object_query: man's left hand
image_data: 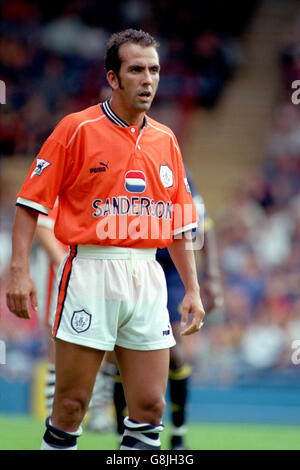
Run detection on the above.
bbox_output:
[180,290,205,336]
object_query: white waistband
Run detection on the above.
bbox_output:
[74,245,157,260]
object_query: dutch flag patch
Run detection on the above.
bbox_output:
[125,170,146,193]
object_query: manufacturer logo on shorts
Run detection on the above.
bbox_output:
[162,326,171,336]
[71,309,92,333]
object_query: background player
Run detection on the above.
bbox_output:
[33,204,118,427]
[158,173,222,450]
[113,169,223,450]
[33,203,67,415]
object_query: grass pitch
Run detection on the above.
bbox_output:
[0,414,300,450]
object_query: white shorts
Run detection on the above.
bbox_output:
[52,245,176,351]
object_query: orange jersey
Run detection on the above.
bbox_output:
[17,100,198,248]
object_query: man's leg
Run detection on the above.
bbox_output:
[44,328,56,416]
[86,351,118,432]
[114,346,169,450]
[41,338,106,450]
[113,370,127,438]
[169,322,191,450]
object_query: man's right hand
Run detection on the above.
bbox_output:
[6,268,38,319]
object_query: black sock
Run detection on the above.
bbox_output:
[113,374,127,436]
[169,364,191,428]
[120,418,164,450]
[41,417,82,450]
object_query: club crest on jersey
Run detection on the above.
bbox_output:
[30,158,51,179]
[71,309,92,333]
[125,170,146,193]
[160,165,173,188]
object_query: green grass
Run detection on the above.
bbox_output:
[0,415,300,450]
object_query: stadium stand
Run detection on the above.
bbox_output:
[0,0,300,419]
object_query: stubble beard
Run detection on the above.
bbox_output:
[117,75,156,113]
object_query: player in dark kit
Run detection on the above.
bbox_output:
[114,169,223,449]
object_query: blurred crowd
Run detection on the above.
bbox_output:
[0,0,253,158]
[0,0,256,381]
[1,1,300,386]
[190,21,300,384]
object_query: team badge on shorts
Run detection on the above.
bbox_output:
[159,165,173,188]
[71,309,92,333]
[30,158,51,179]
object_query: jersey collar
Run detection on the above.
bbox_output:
[100,100,147,129]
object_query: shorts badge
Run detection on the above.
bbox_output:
[71,309,92,333]
[160,165,173,188]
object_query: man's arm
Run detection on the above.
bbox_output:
[202,225,223,312]
[35,225,66,267]
[6,206,39,319]
[167,236,205,336]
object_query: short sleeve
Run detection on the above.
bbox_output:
[37,203,58,229]
[16,116,76,214]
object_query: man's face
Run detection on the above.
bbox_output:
[114,43,160,113]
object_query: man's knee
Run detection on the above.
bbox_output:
[138,394,166,424]
[60,396,84,416]
[53,391,90,429]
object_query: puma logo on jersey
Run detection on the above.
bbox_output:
[90,161,109,173]
[30,158,51,179]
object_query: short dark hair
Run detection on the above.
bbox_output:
[105,29,159,75]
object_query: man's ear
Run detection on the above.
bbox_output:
[106,70,119,91]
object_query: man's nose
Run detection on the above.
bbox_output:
[142,69,152,84]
